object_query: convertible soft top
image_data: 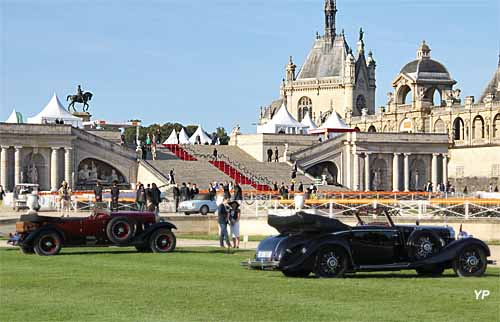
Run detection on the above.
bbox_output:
[268,212,351,234]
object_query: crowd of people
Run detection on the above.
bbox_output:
[136,130,162,161]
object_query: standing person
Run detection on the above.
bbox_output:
[290,182,295,192]
[151,142,157,160]
[179,183,189,201]
[223,182,231,200]
[169,169,175,184]
[94,182,103,204]
[463,185,468,195]
[267,148,273,162]
[291,169,297,180]
[146,133,152,149]
[233,182,243,202]
[151,183,161,215]
[298,181,304,193]
[230,205,241,249]
[217,198,231,249]
[145,184,153,211]
[191,183,200,196]
[172,183,180,212]
[136,184,146,211]
[213,148,218,161]
[141,144,147,160]
[274,147,279,162]
[111,181,120,211]
[58,181,72,215]
[0,185,5,207]
[273,182,278,191]
[120,133,125,146]
[155,128,162,144]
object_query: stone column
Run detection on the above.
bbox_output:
[432,153,439,192]
[51,147,60,192]
[1,146,8,191]
[14,146,22,186]
[442,154,448,187]
[364,153,371,192]
[352,152,360,191]
[64,147,73,189]
[404,153,410,192]
[344,142,351,189]
[392,153,400,192]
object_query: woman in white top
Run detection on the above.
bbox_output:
[230,207,241,248]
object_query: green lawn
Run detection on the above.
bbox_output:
[0,247,499,322]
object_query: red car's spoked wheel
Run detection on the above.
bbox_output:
[106,217,136,244]
[150,229,176,253]
[33,232,62,256]
[113,223,130,240]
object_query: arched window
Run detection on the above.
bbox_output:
[453,117,465,140]
[396,85,413,105]
[434,119,445,133]
[356,95,366,115]
[367,125,377,132]
[493,114,500,138]
[472,115,485,139]
[297,97,312,122]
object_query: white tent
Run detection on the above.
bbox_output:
[257,103,308,134]
[301,112,318,131]
[5,109,24,123]
[28,93,82,128]
[189,125,212,145]
[178,128,190,144]
[309,111,355,138]
[163,129,179,144]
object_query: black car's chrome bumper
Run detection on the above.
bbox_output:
[241,259,280,270]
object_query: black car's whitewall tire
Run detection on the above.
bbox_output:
[106,216,136,244]
[33,231,62,256]
[453,246,487,277]
[149,229,176,253]
[314,246,348,278]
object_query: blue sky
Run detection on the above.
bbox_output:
[1,0,499,133]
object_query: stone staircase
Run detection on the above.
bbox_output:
[184,145,314,186]
[147,159,233,188]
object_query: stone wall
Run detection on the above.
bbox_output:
[230,133,317,162]
[448,145,500,192]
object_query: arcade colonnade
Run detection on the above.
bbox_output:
[351,151,448,192]
[1,145,73,192]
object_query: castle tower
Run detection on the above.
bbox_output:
[324,0,337,43]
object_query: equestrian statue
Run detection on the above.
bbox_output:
[67,85,93,113]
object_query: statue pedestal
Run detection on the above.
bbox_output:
[72,112,92,122]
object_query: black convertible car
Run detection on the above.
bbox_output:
[245,212,495,278]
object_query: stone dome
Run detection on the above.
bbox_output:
[399,41,454,83]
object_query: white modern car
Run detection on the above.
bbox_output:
[178,194,217,215]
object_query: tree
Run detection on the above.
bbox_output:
[215,127,230,145]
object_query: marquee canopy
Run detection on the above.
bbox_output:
[301,112,318,131]
[164,129,179,144]
[178,128,190,144]
[5,109,24,123]
[257,103,308,134]
[309,111,354,134]
[28,93,82,128]
[189,125,212,144]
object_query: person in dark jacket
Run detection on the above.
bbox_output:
[217,198,231,248]
[274,147,279,162]
[273,182,278,191]
[233,183,243,202]
[151,183,161,214]
[94,182,103,203]
[172,184,180,212]
[179,183,189,201]
[213,148,218,161]
[136,184,146,211]
[110,181,120,211]
[298,182,304,193]
[191,183,200,196]
[267,148,273,162]
[141,144,147,160]
[145,184,154,211]
[223,182,231,200]
[169,169,175,184]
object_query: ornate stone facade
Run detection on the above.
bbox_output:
[347,42,500,150]
[259,0,376,125]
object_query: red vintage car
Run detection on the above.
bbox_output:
[10,209,177,256]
